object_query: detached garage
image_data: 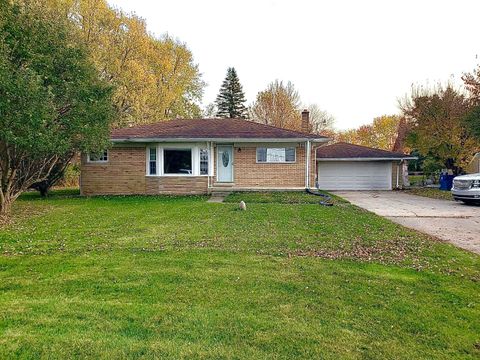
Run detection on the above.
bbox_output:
[316,142,415,191]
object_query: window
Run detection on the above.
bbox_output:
[148,147,157,175]
[257,147,295,163]
[164,149,192,174]
[199,149,209,175]
[88,150,108,163]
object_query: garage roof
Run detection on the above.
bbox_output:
[316,142,414,160]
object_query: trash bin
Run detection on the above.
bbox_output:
[439,174,454,191]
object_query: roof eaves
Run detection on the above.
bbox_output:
[316,156,417,161]
[111,137,329,143]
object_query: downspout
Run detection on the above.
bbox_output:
[305,140,311,189]
[207,141,210,190]
[396,161,400,189]
[209,141,215,188]
[313,143,318,188]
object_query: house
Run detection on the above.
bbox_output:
[80,111,327,195]
[80,111,414,195]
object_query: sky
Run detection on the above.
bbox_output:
[108,0,479,130]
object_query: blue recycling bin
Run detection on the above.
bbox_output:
[439,174,454,191]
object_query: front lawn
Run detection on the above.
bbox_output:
[0,190,479,359]
[225,190,346,204]
[406,187,454,201]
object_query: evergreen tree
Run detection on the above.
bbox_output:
[215,67,248,118]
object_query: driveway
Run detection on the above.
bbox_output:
[335,191,480,254]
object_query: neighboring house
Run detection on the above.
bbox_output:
[316,142,415,190]
[80,112,414,195]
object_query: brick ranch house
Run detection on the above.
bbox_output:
[80,111,414,195]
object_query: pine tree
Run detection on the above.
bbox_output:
[215,67,248,118]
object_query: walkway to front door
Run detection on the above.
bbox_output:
[217,145,233,182]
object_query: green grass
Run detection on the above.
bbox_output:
[0,189,479,359]
[406,187,454,201]
[225,190,346,204]
[409,174,425,186]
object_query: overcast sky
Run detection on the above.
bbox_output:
[108,0,479,129]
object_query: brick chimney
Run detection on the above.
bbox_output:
[301,109,310,133]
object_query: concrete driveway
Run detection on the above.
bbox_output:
[335,191,480,254]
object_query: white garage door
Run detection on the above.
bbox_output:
[317,161,392,190]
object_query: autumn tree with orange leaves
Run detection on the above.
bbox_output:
[335,115,401,151]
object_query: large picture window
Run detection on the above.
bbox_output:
[163,149,192,174]
[257,147,295,163]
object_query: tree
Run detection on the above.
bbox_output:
[336,115,401,150]
[464,105,480,141]
[392,116,410,153]
[30,0,205,195]
[462,65,480,141]
[203,103,218,118]
[250,80,335,133]
[401,84,478,173]
[215,67,248,118]
[0,0,113,215]
[47,0,204,127]
[306,104,335,134]
[250,80,301,130]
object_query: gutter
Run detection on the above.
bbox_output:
[316,157,417,161]
[111,137,330,144]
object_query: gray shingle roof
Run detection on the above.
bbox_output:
[316,142,410,159]
[111,118,327,140]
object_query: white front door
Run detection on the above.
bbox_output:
[217,145,233,182]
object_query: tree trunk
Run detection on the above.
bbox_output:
[37,182,49,198]
[0,196,12,217]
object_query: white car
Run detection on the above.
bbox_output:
[451,173,480,205]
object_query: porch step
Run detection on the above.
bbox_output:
[207,189,232,203]
[210,191,232,197]
[213,182,235,187]
[207,195,227,203]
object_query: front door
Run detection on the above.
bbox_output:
[217,145,233,182]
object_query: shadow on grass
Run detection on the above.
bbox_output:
[18,187,81,201]
[18,188,210,204]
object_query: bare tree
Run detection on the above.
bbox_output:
[306,104,335,134]
[202,103,218,118]
[250,80,302,130]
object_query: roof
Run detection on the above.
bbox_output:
[111,118,328,142]
[316,142,414,160]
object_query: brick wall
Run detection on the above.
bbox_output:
[81,142,318,195]
[81,146,209,196]
[146,176,207,195]
[231,145,307,188]
[80,146,146,195]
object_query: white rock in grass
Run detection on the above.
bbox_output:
[239,201,246,211]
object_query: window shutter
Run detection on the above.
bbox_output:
[285,148,295,162]
[257,148,267,162]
